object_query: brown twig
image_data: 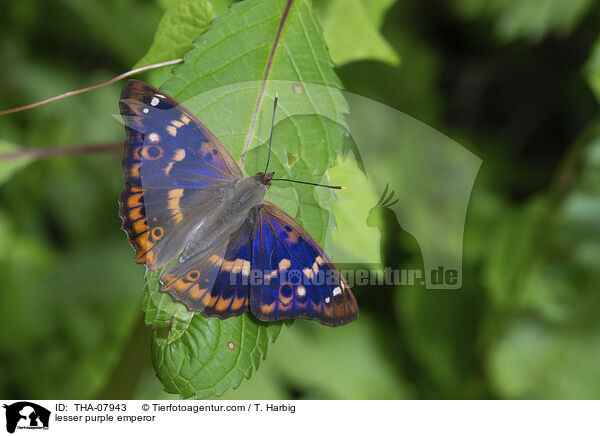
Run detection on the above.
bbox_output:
[239,0,294,166]
[0,58,183,116]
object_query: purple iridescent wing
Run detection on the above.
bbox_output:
[119,79,242,189]
[249,201,358,326]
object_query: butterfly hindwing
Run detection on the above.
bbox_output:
[159,207,260,317]
[249,201,358,326]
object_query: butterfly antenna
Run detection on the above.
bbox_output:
[266,94,344,190]
[264,92,279,174]
[271,178,346,190]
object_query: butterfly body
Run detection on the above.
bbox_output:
[177,174,270,265]
[119,80,358,326]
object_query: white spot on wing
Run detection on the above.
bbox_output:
[333,286,342,297]
[142,108,149,114]
[297,285,306,297]
[150,97,160,106]
[148,133,160,143]
[325,296,331,304]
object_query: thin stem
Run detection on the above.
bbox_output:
[239,0,294,166]
[0,58,183,116]
[264,92,279,173]
[0,143,122,161]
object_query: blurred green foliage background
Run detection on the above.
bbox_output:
[1,0,600,399]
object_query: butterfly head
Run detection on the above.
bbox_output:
[255,171,275,189]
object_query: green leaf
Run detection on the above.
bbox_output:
[143,267,282,400]
[316,0,399,66]
[144,0,350,399]
[152,311,282,399]
[142,268,194,329]
[135,0,224,68]
[0,141,32,187]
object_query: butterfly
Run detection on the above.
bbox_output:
[118,80,358,326]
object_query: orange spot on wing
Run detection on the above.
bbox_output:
[230,297,246,311]
[199,290,212,307]
[216,297,232,311]
[129,162,141,179]
[279,287,293,306]
[208,255,223,265]
[310,300,321,313]
[167,188,184,223]
[133,218,148,236]
[129,206,144,222]
[164,275,192,294]
[322,300,334,319]
[261,302,276,314]
[173,149,186,161]
[166,125,177,137]
[144,250,156,268]
[286,230,299,243]
[127,192,143,208]
[131,146,142,161]
[189,285,208,300]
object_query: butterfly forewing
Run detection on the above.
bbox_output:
[119,79,242,188]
